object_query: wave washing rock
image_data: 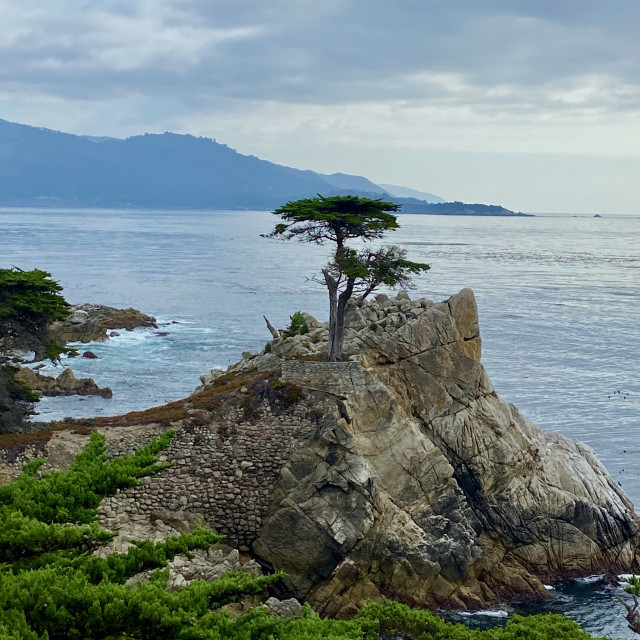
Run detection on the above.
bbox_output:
[3,289,638,616]
[47,304,157,344]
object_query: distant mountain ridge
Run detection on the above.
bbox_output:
[377,183,444,203]
[0,118,525,215]
[314,174,443,204]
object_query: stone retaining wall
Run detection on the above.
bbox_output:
[97,396,337,549]
[0,389,346,551]
[282,360,366,396]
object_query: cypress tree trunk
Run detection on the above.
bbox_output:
[323,269,339,362]
[327,289,339,361]
[329,279,355,362]
[330,300,346,362]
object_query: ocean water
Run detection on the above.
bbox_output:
[1,207,639,637]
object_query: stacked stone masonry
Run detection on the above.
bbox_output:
[97,397,337,549]
[282,360,366,396]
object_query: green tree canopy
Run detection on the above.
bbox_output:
[0,267,69,356]
[0,268,68,323]
[267,195,429,361]
[272,195,401,248]
[0,268,70,432]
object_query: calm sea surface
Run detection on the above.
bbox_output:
[1,208,638,637]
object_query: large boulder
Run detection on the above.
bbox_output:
[15,366,112,398]
[3,289,637,615]
[251,289,640,614]
[47,304,157,344]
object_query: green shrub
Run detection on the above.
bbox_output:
[284,311,309,337]
[492,613,599,640]
[269,380,302,408]
[0,430,282,640]
[0,268,70,431]
[283,383,302,406]
[41,340,71,364]
[0,430,608,640]
[354,601,605,640]
[213,372,236,387]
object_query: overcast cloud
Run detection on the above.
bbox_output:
[2,0,640,212]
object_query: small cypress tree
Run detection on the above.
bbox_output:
[0,267,69,349]
[0,268,70,432]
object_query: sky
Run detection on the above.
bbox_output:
[2,0,640,213]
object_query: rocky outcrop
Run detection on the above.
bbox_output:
[14,366,112,398]
[47,304,157,344]
[250,289,640,613]
[2,288,638,616]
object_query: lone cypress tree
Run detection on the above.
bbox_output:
[267,195,430,361]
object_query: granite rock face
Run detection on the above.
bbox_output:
[15,366,113,398]
[3,288,638,616]
[250,288,640,614]
[47,304,157,344]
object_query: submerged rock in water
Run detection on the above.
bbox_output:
[15,366,112,398]
[47,304,157,344]
[4,288,638,615]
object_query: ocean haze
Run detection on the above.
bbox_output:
[378,183,445,203]
[0,118,452,210]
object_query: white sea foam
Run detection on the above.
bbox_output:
[457,610,509,618]
[574,575,604,584]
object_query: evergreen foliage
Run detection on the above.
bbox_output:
[0,268,68,324]
[355,601,601,640]
[283,311,309,337]
[266,195,430,361]
[270,195,401,244]
[0,430,283,640]
[0,268,70,431]
[0,430,605,640]
[41,340,72,364]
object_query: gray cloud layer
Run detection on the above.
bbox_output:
[0,0,640,96]
[3,1,639,100]
[2,0,640,211]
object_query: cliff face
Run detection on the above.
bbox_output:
[2,289,637,615]
[251,289,639,614]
